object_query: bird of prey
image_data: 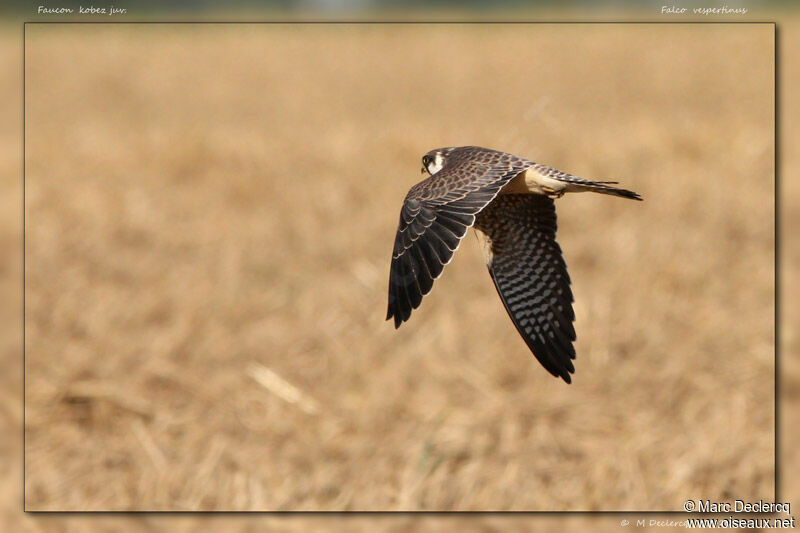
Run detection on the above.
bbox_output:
[386,146,642,383]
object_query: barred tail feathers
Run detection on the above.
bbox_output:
[576,181,643,201]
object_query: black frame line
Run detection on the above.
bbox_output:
[21,20,780,515]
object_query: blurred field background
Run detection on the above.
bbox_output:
[0,7,800,531]
[18,19,774,510]
[20,22,777,513]
[0,9,797,533]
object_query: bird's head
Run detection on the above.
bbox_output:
[421,147,457,175]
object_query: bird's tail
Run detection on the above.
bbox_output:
[531,164,643,201]
[572,180,643,201]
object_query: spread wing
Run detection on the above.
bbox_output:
[474,194,576,383]
[386,147,531,328]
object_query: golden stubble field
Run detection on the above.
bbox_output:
[23,23,774,511]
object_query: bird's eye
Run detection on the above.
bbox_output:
[422,156,429,166]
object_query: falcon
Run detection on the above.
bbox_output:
[386,146,642,383]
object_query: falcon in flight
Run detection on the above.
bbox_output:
[386,146,642,383]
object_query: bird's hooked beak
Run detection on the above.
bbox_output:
[421,166,427,174]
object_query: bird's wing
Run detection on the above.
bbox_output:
[386,147,531,328]
[474,194,576,383]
